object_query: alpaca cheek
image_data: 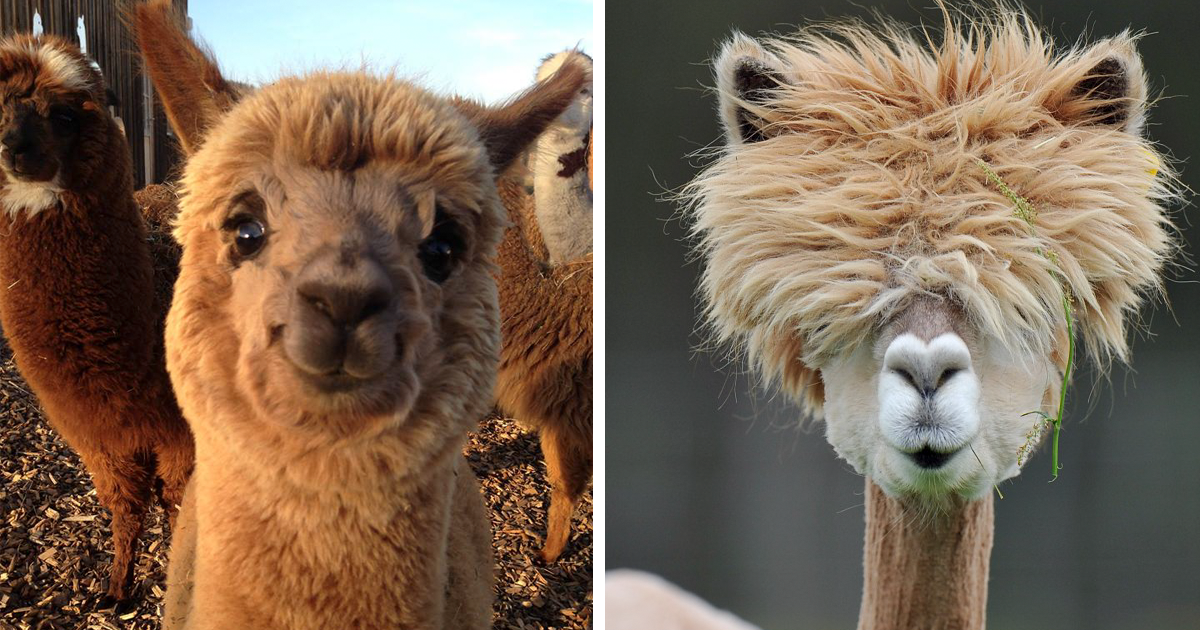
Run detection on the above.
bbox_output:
[819,348,881,475]
[974,354,1055,478]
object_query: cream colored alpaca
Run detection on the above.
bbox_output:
[131,2,588,628]
[647,6,1175,630]
[530,50,593,263]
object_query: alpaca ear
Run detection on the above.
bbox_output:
[715,33,789,145]
[129,0,240,154]
[454,52,590,173]
[1057,42,1148,135]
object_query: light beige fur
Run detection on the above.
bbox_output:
[689,9,1176,418]
[683,4,1180,630]
[131,1,589,628]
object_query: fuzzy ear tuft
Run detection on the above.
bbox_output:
[128,0,240,154]
[715,33,788,145]
[1060,42,1148,135]
[454,52,590,173]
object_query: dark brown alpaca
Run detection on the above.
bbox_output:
[494,177,592,563]
[0,35,193,606]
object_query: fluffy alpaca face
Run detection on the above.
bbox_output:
[169,73,504,444]
[689,12,1176,503]
[821,298,1053,500]
[0,35,114,216]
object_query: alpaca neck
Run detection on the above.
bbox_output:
[858,478,994,630]
[532,122,591,264]
[185,431,463,628]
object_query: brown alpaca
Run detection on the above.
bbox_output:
[131,2,588,627]
[0,35,193,606]
[483,53,593,564]
[494,175,592,563]
[673,5,1176,629]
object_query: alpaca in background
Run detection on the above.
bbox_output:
[494,172,592,563]
[489,50,594,565]
[0,34,193,606]
[529,50,593,263]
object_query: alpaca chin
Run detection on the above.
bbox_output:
[0,175,62,218]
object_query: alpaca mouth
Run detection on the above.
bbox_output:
[908,446,959,470]
[295,367,373,394]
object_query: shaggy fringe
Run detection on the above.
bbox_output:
[683,2,1181,419]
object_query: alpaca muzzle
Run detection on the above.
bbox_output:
[0,110,57,182]
[281,248,399,389]
[877,332,981,469]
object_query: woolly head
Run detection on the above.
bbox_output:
[687,7,1176,503]
[134,0,589,471]
[0,35,123,216]
[170,73,509,449]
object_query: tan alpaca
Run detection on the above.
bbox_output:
[131,2,588,628]
[668,5,1176,630]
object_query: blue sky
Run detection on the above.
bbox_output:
[188,1,593,103]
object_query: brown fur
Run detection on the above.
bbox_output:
[494,178,593,562]
[0,35,193,605]
[858,479,993,630]
[126,1,240,154]
[132,1,588,627]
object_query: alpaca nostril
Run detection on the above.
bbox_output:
[358,291,392,323]
[936,367,961,389]
[893,367,920,391]
[303,293,332,318]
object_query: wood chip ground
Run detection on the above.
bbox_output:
[0,341,592,630]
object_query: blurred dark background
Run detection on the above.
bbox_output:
[606,1,1200,629]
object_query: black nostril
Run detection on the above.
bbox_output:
[910,446,954,470]
[894,368,919,391]
[358,291,391,322]
[303,292,332,318]
[2,133,33,157]
[937,367,961,389]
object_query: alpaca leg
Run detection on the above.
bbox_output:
[154,427,195,528]
[539,427,590,563]
[81,449,154,605]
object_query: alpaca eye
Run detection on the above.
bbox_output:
[49,108,77,134]
[233,218,267,258]
[418,213,464,284]
[418,237,455,283]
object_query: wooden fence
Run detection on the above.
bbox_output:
[0,0,188,186]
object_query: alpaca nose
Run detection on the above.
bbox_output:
[877,332,981,462]
[0,131,34,170]
[283,250,398,381]
[296,280,392,329]
[883,333,971,399]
